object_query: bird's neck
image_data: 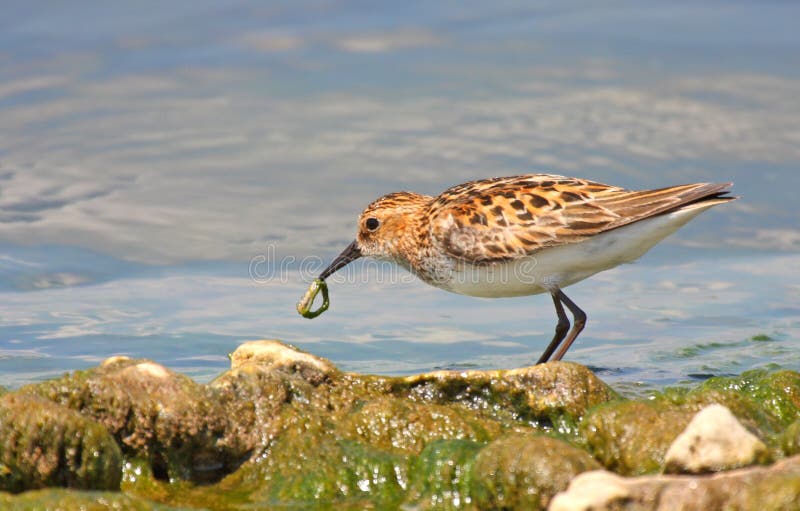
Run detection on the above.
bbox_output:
[383,195,434,268]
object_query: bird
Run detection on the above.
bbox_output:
[314,174,736,363]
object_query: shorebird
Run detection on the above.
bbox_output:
[307,174,735,363]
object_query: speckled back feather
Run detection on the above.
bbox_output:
[426,174,734,263]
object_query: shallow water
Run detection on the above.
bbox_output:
[1,1,799,395]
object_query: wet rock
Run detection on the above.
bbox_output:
[229,339,338,384]
[581,370,800,476]
[241,408,411,509]
[394,361,617,428]
[0,393,122,493]
[581,400,695,475]
[549,470,630,511]
[7,340,798,510]
[403,439,483,510]
[779,419,800,457]
[19,358,252,483]
[664,369,800,437]
[664,404,769,474]
[0,488,179,510]
[470,433,601,511]
[209,364,291,453]
[231,383,494,508]
[550,454,800,511]
[340,396,501,454]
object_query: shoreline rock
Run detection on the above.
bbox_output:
[550,454,800,511]
[664,403,769,474]
[0,339,798,510]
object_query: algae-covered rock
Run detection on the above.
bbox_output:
[395,361,617,429]
[664,404,769,474]
[780,419,800,457]
[0,488,182,510]
[0,394,122,493]
[695,370,800,427]
[662,370,800,437]
[470,433,601,511]
[404,439,483,510]
[581,370,800,476]
[340,397,501,454]
[246,418,410,510]
[7,339,798,511]
[550,454,800,511]
[210,363,290,452]
[19,358,252,483]
[581,400,694,475]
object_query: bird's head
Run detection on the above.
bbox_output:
[318,191,430,280]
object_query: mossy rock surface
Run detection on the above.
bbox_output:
[0,393,122,493]
[404,439,484,510]
[339,396,502,454]
[581,370,800,475]
[581,400,695,475]
[471,433,601,510]
[4,340,800,510]
[393,361,617,429]
[657,370,800,438]
[553,455,800,511]
[0,488,186,510]
[19,358,255,483]
[779,419,800,457]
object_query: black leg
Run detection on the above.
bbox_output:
[551,289,587,361]
[536,292,570,364]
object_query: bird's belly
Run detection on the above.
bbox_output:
[445,258,550,298]
[443,205,711,298]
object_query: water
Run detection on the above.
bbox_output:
[1,1,799,395]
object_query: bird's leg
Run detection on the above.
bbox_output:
[536,292,570,364]
[551,289,587,361]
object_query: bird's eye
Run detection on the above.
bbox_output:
[365,217,380,231]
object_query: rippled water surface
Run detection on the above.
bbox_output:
[1,1,799,394]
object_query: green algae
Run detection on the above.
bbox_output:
[751,334,777,342]
[4,340,800,509]
[114,352,613,509]
[580,400,694,475]
[340,397,501,454]
[779,419,800,457]
[471,433,601,511]
[696,370,800,428]
[390,361,618,431]
[0,393,122,493]
[19,358,254,484]
[404,439,483,510]
[257,439,409,509]
[581,369,800,475]
[0,488,187,510]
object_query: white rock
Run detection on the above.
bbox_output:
[100,355,131,366]
[549,455,800,511]
[229,340,337,383]
[548,470,631,511]
[663,403,767,474]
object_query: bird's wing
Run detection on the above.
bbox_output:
[428,174,732,263]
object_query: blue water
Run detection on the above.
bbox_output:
[1,1,799,394]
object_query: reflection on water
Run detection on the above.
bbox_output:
[1,1,799,392]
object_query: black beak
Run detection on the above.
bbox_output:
[319,240,362,280]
